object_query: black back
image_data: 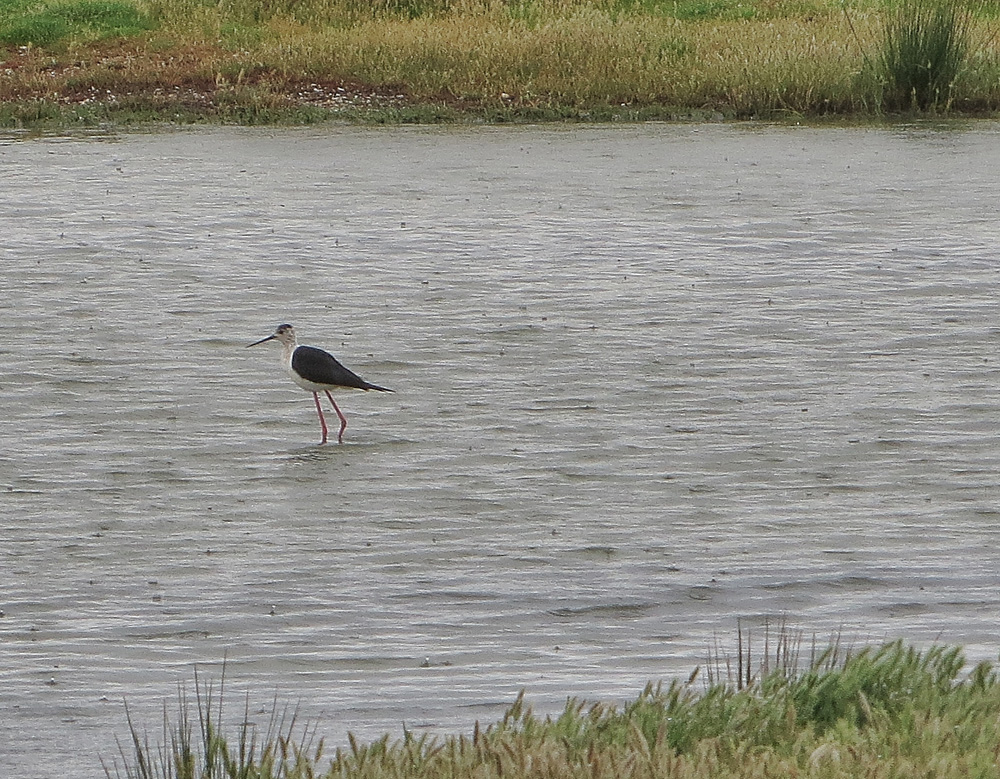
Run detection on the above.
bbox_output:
[292,345,392,392]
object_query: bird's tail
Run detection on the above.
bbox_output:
[364,383,394,393]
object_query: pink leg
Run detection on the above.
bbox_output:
[324,391,348,443]
[312,392,328,444]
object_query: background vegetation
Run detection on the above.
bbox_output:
[1,0,998,125]
[104,639,1000,779]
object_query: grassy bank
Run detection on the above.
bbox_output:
[1,0,999,128]
[105,638,1000,779]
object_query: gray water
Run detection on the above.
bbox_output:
[2,123,999,778]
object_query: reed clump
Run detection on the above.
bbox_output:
[105,637,1000,779]
[878,0,981,110]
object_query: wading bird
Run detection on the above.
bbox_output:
[248,324,393,444]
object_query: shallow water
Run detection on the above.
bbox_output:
[2,123,999,778]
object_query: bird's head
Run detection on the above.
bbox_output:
[247,323,297,348]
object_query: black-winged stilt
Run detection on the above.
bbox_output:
[248,324,393,444]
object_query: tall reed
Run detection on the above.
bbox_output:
[103,665,323,779]
[879,0,977,110]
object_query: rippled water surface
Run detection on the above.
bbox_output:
[2,123,999,778]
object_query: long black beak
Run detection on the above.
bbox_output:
[247,334,277,348]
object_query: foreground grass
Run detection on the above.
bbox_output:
[105,639,1000,779]
[1,0,999,128]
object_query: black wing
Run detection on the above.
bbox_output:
[293,345,393,392]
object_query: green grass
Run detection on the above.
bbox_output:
[104,636,1000,779]
[652,0,759,21]
[0,0,152,46]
